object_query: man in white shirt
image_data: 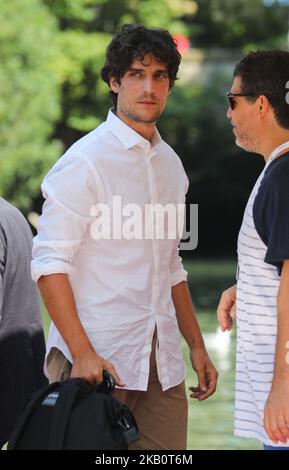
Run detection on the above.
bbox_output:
[217,50,289,450]
[32,24,217,450]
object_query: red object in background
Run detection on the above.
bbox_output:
[173,34,190,55]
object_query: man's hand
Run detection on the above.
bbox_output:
[71,348,125,387]
[217,284,237,332]
[264,380,289,444]
[189,347,218,401]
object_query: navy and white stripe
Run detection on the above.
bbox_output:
[234,142,289,447]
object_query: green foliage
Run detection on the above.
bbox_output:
[159,74,265,256]
[0,0,62,210]
[42,0,194,148]
[188,0,289,48]
[1,0,289,242]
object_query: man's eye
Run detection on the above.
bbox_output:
[157,74,168,79]
[130,72,141,77]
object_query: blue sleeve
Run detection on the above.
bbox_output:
[253,168,289,274]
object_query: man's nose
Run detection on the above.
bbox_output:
[227,106,232,119]
[142,77,154,94]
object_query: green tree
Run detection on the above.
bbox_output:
[185,0,289,49]
[42,0,193,150]
[0,0,192,210]
[0,0,62,210]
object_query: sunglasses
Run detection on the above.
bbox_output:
[226,92,257,110]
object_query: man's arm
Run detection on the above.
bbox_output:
[264,259,289,444]
[216,284,237,331]
[38,273,124,386]
[172,281,218,400]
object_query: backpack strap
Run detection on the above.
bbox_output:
[117,404,139,446]
[7,381,61,450]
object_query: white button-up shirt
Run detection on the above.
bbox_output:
[31,110,189,391]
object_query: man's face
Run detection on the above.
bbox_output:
[227,76,260,153]
[110,54,171,128]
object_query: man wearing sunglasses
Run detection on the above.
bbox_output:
[217,50,289,450]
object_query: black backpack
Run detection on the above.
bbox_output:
[7,372,139,450]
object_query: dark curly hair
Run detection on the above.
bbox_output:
[101,24,181,107]
[234,50,289,129]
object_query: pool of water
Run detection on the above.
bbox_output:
[183,313,261,450]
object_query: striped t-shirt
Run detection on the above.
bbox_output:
[234,143,289,447]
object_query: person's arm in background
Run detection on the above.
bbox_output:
[217,284,237,332]
[172,281,218,400]
[264,259,289,444]
[38,273,124,386]
[32,153,124,386]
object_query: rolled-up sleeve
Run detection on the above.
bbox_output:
[31,152,100,282]
[170,173,189,287]
[170,243,188,287]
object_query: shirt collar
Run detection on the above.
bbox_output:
[105,109,162,151]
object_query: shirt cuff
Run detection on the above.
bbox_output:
[31,260,73,283]
[171,268,188,287]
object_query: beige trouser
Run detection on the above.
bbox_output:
[47,335,188,450]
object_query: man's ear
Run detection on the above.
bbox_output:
[109,76,120,94]
[259,95,270,117]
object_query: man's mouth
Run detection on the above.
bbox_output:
[138,100,157,105]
